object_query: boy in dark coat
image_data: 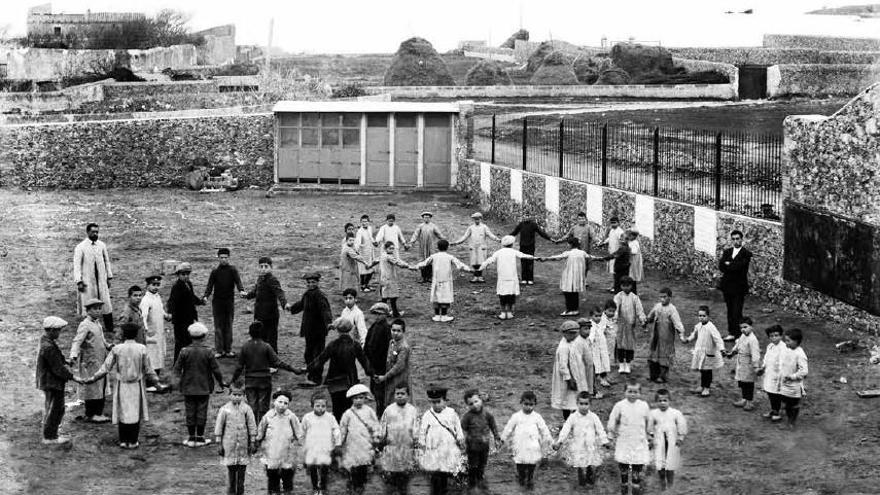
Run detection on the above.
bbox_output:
[37,316,77,445]
[304,318,372,421]
[230,321,299,421]
[118,285,147,344]
[167,262,206,362]
[175,322,225,447]
[364,302,392,412]
[286,272,333,386]
[204,247,244,358]
[244,256,287,353]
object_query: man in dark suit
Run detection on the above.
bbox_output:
[719,230,752,341]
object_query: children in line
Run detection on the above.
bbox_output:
[418,386,465,495]
[286,272,334,387]
[451,212,498,283]
[340,288,369,346]
[141,273,170,390]
[539,237,596,316]
[355,214,377,292]
[203,248,244,358]
[460,389,501,491]
[175,322,226,447]
[645,288,685,384]
[244,256,287,353]
[478,235,535,319]
[257,390,302,495]
[214,382,258,495]
[758,325,785,421]
[553,392,609,488]
[377,240,413,318]
[167,262,205,362]
[409,211,445,283]
[614,277,646,375]
[301,393,340,495]
[69,298,112,423]
[339,384,380,494]
[650,389,687,491]
[37,316,77,445]
[413,239,473,322]
[230,321,299,422]
[723,316,761,411]
[607,380,652,495]
[375,319,412,411]
[379,385,420,495]
[364,303,392,412]
[684,305,725,397]
[500,391,553,489]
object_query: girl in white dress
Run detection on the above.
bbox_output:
[539,237,600,316]
[649,389,687,491]
[355,215,377,292]
[583,308,612,388]
[413,240,473,323]
[418,386,465,495]
[478,235,535,320]
[300,394,340,494]
[553,392,609,488]
[256,391,302,495]
[500,391,553,489]
[607,380,652,495]
[684,306,725,397]
[757,325,785,421]
[450,212,498,283]
[339,385,380,494]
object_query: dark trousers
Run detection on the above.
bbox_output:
[420,266,433,282]
[616,348,634,363]
[700,369,713,389]
[84,398,105,417]
[331,390,351,422]
[371,381,386,414]
[173,321,194,362]
[102,312,115,335]
[184,394,209,428]
[520,244,536,282]
[212,300,235,354]
[383,298,401,317]
[723,291,745,338]
[258,315,280,352]
[266,467,294,494]
[563,291,579,312]
[658,469,675,489]
[246,386,271,422]
[118,422,141,444]
[467,446,489,487]
[227,465,247,495]
[577,466,596,486]
[472,265,482,277]
[782,396,801,424]
[304,334,326,384]
[433,304,450,315]
[43,389,66,440]
[515,464,536,486]
[739,381,755,400]
[350,464,370,491]
[307,465,329,490]
[768,392,782,413]
[499,294,517,306]
[385,471,411,494]
[619,463,643,490]
[429,472,450,495]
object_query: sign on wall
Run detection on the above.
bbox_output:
[693,207,717,255]
[586,184,603,224]
[510,169,523,204]
[783,201,880,316]
[635,195,655,240]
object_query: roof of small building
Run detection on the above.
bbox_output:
[272,101,461,114]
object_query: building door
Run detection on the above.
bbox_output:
[276,113,300,181]
[365,114,390,186]
[394,114,418,187]
[738,65,768,100]
[423,113,452,187]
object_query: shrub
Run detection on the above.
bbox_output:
[331,84,367,98]
[465,60,512,86]
[595,67,631,85]
[383,37,455,86]
[610,43,674,78]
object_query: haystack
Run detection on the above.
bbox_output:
[500,29,529,49]
[530,51,578,85]
[595,67,631,85]
[573,56,609,85]
[383,37,455,86]
[465,60,513,86]
[610,43,674,78]
[525,41,556,73]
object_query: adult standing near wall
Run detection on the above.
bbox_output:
[509,214,551,285]
[719,230,752,342]
[73,223,114,334]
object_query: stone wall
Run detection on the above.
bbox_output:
[363,82,737,99]
[128,45,197,73]
[669,47,880,65]
[3,45,198,80]
[455,158,880,330]
[462,47,516,63]
[764,34,880,51]
[0,80,107,114]
[0,112,274,188]
[767,64,879,97]
[672,57,738,88]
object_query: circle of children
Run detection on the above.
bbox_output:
[34,211,809,495]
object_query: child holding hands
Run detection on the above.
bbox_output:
[723,316,761,411]
[301,393,340,495]
[649,389,687,491]
[339,384,381,495]
[553,392,609,488]
[500,391,553,489]
[214,382,258,495]
[257,390,302,495]
[607,380,652,495]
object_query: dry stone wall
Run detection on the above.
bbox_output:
[768,64,878,98]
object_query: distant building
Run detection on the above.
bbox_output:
[195,24,236,66]
[27,3,146,45]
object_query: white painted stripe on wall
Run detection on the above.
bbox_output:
[510,169,523,204]
[545,176,560,214]
[694,206,718,255]
[635,194,655,240]
[586,184,603,224]
[480,162,491,195]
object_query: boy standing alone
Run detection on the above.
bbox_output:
[204,248,244,358]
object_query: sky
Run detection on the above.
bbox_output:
[3,0,880,53]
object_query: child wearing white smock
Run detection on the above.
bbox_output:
[500,402,553,484]
[413,244,471,322]
[257,393,302,495]
[339,387,380,494]
[301,401,340,493]
[451,212,498,283]
[419,387,465,495]
[478,236,535,319]
[649,393,687,490]
[685,308,725,396]
[555,399,609,487]
[140,274,167,382]
[607,388,651,495]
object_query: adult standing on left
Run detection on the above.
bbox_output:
[73,223,114,334]
[719,230,752,342]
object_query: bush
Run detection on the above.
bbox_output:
[595,67,631,85]
[383,37,455,86]
[465,60,512,86]
[610,43,674,78]
[212,64,260,76]
[500,29,529,49]
[331,84,367,98]
[573,58,600,85]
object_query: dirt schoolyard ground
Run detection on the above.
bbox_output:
[1,188,878,495]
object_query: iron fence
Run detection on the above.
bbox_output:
[473,114,783,220]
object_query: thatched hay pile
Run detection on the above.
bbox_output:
[530,50,579,85]
[465,60,513,85]
[383,37,455,86]
[500,29,529,49]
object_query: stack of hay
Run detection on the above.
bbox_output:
[384,37,455,86]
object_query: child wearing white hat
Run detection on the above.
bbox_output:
[339,384,380,494]
[175,322,227,447]
[37,316,77,444]
[478,235,536,320]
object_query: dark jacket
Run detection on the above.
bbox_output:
[204,264,244,301]
[288,287,333,339]
[719,247,752,295]
[364,319,392,375]
[174,340,224,395]
[168,279,204,326]
[231,338,296,388]
[36,335,74,391]
[510,220,551,248]
[608,242,632,276]
[246,272,286,320]
[307,333,372,393]
[117,302,147,344]
[461,409,500,451]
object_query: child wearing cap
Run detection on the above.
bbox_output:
[286,272,334,386]
[364,303,392,411]
[378,384,419,495]
[409,211,445,283]
[256,390,302,495]
[214,381,257,495]
[141,273,170,388]
[418,386,465,495]
[204,248,244,358]
[37,316,77,444]
[451,212,498,283]
[167,262,206,362]
[340,288,368,346]
[355,214,377,293]
[552,321,591,420]
[413,239,473,323]
[305,318,373,422]
[175,322,226,447]
[118,285,147,345]
[339,384,381,494]
[83,322,163,449]
[478,235,535,320]
[244,256,287,354]
[301,393,340,495]
[377,241,413,318]
[231,322,300,422]
[374,214,407,256]
[69,298,112,423]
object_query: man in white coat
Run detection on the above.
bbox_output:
[74,223,114,333]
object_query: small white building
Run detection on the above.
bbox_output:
[272,101,463,188]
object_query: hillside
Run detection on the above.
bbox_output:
[807,4,880,15]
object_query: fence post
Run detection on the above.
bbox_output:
[558,120,565,178]
[490,114,496,165]
[522,118,528,172]
[715,132,723,210]
[601,123,608,186]
[653,127,660,197]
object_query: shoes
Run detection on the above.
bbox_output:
[520,280,527,285]
[269,367,278,374]
[560,310,579,316]
[145,386,158,393]
[733,399,747,408]
[88,415,111,423]
[700,389,711,397]
[214,352,224,358]
[119,442,130,449]
[593,392,604,399]
[618,363,625,373]
[225,351,237,358]
[599,378,611,387]
[770,414,783,422]
[507,312,514,319]
[723,335,737,342]
[763,410,776,419]
[743,402,755,411]
[183,437,197,448]
[497,313,508,320]
[195,437,211,447]
[470,277,479,283]
[42,436,70,445]
[440,315,454,322]
[432,315,442,322]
